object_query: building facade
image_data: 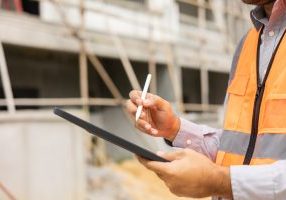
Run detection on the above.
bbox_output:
[0,0,251,199]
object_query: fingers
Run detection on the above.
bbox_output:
[137,156,170,175]
[157,150,185,161]
[125,99,141,116]
[129,90,143,105]
[143,95,169,111]
[126,99,159,136]
[126,100,148,119]
[135,119,159,136]
[125,99,136,114]
[129,90,168,111]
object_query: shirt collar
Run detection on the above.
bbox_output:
[250,6,268,30]
[250,0,286,31]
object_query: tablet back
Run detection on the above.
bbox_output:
[53,107,169,162]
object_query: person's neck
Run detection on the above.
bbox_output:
[263,1,276,18]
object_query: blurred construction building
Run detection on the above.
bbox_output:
[0,0,251,199]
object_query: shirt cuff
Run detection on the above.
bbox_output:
[230,164,277,200]
[172,118,217,152]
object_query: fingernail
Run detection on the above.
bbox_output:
[145,124,151,129]
[144,99,151,105]
[151,129,158,135]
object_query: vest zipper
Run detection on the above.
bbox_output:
[243,27,286,165]
[243,83,264,164]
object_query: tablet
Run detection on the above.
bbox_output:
[53,107,169,162]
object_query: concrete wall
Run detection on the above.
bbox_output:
[40,0,179,43]
[0,111,86,200]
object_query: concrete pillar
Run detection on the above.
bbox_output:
[0,112,86,200]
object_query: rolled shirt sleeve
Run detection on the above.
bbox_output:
[231,160,286,200]
[172,118,222,161]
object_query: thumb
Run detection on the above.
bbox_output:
[157,150,185,161]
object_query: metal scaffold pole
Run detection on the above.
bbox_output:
[148,17,157,94]
[0,41,15,114]
[79,0,108,166]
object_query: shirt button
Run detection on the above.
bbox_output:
[186,139,192,145]
[269,30,275,37]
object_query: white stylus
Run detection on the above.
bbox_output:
[135,74,152,122]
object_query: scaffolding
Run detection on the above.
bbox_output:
[0,1,252,198]
[0,0,251,161]
[0,1,248,108]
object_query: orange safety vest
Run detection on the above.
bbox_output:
[216,27,286,166]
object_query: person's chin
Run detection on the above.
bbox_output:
[241,0,276,5]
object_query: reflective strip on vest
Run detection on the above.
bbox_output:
[219,130,286,160]
[217,26,286,166]
[216,151,275,166]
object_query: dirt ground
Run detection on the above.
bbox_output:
[88,159,211,200]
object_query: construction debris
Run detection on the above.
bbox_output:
[87,159,211,200]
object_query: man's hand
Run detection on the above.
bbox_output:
[126,90,180,141]
[137,149,232,198]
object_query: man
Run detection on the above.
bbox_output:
[126,0,286,199]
